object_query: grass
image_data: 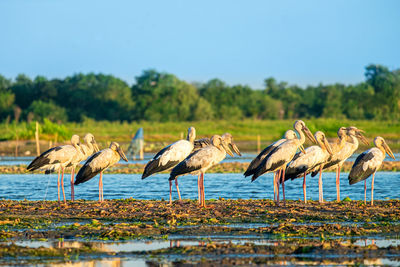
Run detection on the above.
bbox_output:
[0,118,399,149]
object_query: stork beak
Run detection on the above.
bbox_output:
[117,147,129,162]
[299,144,306,154]
[222,141,234,157]
[383,142,395,159]
[355,130,369,145]
[93,141,100,152]
[230,142,242,156]
[303,126,317,144]
[323,137,334,155]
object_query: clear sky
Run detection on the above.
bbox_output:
[1,0,399,88]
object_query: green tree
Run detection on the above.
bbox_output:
[0,75,15,119]
[27,100,68,123]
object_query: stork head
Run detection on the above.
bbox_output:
[293,120,317,144]
[374,136,395,159]
[71,135,80,146]
[110,142,128,162]
[84,133,100,152]
[210,135,234,157]
[71,135,85,154]
[221,133,242,156]
[314,131,333,155]
[346,126,369,145]
[337,127,347,138]
[284,130,297,140]
[187,126,196,143]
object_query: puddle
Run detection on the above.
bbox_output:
[3,234,400,266]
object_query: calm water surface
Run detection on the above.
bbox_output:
[0,172,399,201]
[1,152,399,165]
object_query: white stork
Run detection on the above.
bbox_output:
[284,131,333,203]
[169,135,234,208]
[74,142,128,202]
[27,135,84,203]
[349,136,395,206]
[250,120,317,204]
[311,126,369,201]
[244,130,297,201]
[142,127,196,204]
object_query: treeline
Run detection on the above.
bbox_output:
[0,64,398,123]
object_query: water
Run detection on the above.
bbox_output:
[0,172,399,201]
[3,235,400,266]
[1,152,399,165]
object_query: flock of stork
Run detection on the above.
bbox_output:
[27,120,395,207]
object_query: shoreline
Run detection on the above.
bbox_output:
[1,161,399,174]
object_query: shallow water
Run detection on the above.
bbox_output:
[3,234,400,266]
[0,172,399,201]
[1,152,399,165]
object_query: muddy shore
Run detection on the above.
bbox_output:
[1,160,400,175]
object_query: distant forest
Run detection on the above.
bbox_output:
[0,64,398,123]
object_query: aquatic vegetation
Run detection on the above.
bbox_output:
[0,199,399,242]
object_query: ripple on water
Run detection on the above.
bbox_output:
[0,172,399,201]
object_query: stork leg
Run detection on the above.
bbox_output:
[100,172,104,202]
[197,174,201,205]
[169,180,173,205]
[201,172,206,208]
[336,166,341,201]
[98,172,104,202]
[57,169,61,202]
[303,173,307,203]
[371,172,376,206]
[275,169,281,205]
[70,167,75,202]
[318,166,323,203]
[281,168,286,205]
[61,167,66,204]
[199,173,203,206]
[364,180,367,205]
[273,171,276,201]
[175,178,181,201]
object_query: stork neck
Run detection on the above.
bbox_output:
[377,145,385,155]
[337,135,347,150]
[348,135,359,151]
[297,129,306,145]
[85,142,93,155]
[73,144,82,154]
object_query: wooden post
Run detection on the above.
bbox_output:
[180,132,184,140]
[35,121,40,156]
[257,135,261,154]
[15,132,19,157]
[49,140,53,148]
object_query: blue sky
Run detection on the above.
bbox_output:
[1,0,399,88]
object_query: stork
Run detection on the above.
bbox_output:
[74,142,128,202]
[250,120,317,204]
[142,127,196,204]
[27,135,84,203]
[66,133,100,201]
[284,131,333,203]
[348,136,395,206]
[194,132,241,204]
[311,126,369,201]
[244,130,297,201]
[169,135,234,208]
